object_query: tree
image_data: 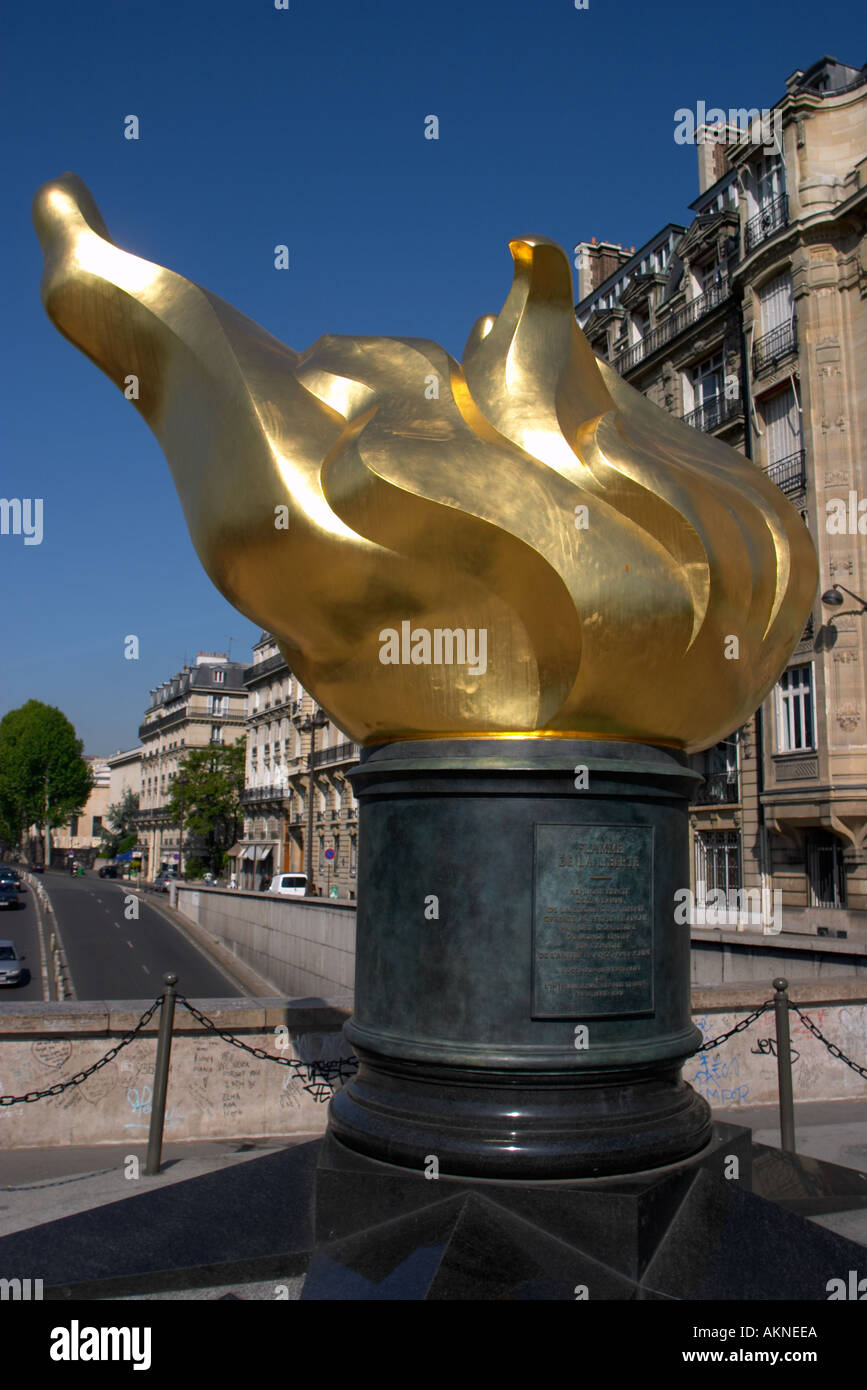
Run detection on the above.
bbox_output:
[166,741,246,875]
[97,787,140,859]
[0,701,93,865]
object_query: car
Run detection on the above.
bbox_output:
[0,940,26,985]
[0,884,20,911]
[153,873,175,892]
[266,873,309,897]
[98,865,118,879]
[0,868,22,894]
[29,862,44,873]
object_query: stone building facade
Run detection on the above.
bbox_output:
[237,634,360,898]
[135,652,247,879]
[575,54,867,934]
[49,756,112,867]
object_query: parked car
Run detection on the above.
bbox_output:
[266,873,309,897]
[98,865,118,879]
[153,873,175,892]
[0,868,22,894]
[29,862,44,873]
[0,940,26,985]
[0,884,20,911]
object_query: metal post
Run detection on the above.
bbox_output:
[773,977,795,1154]
[144,973,179,1175]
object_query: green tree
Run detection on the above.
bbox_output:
[166,741,246,875]
[97,787,140,859]
[0,701,93,865]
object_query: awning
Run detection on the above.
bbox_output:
[226,843,244,858]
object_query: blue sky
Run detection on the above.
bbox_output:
[0,0,863,754]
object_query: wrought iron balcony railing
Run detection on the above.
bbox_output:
[752,318,797,375]
[681,392,742,434]
[242,652,287,683]
[690,771,740,806]
[240,784,290,804]
[611,276,730,375]
[765,448,806,496]
[744,194,788,254]
[311,740,361,768]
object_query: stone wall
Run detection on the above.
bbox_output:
[0,998,352,1151]
[688,982,867,1109]
[173,886,355,1002]
[0,985,863,1149]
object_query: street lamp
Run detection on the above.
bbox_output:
[821,584,867,622]
[300,706,328,894]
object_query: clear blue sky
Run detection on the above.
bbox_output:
[0,0,862,755]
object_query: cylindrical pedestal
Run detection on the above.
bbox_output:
[329,738,711,1179]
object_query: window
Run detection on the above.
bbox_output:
[758,272,793,336]
[776,665,815,752]
[756,153,783,207]
[69,816,79,836]
[694,830,741,905]
[806,832,847,909]
[92,816,102,835]
[699,259,723,293]
[760,385,801,466]
[210,694,226,715]
[211,725,223,744]
[213,669,225,683]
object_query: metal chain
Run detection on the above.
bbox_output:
[176,996,358,1101]
[0,999,162,1106]
[789,1003,867,1081]
[697,1000,773,1052]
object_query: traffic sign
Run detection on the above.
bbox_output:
[324,848,335,860]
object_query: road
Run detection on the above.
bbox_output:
[2,871,245,1001]
[0,878,45,1000]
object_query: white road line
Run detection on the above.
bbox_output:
[142,965,150,974]
[26,874,51,1001]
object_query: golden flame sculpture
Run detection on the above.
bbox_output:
[34,174,816,751]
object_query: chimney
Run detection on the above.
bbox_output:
[574,240,633,301]
[696,125,735,194]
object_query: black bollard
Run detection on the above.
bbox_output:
[773,977,796,1154]
[144,973,178,1176]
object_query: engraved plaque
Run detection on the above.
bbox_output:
[532,823,654,1019]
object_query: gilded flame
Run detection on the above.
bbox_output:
[33,175,817,751]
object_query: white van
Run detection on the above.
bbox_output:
[267,873,309,897]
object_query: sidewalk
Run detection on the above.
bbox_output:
[1,1102,864,1299]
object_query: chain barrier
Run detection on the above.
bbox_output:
[176,997,358,1102]
[697,1000,773,1051]
[2,989,862,1105]
[789,1002,867,1082]
[0,999,162,1106]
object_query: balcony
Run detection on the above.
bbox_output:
[765,448,806,496]
[744,194,788,255]
[691,771,740,807]
[242,652,287,683]
[752,319,797,376]
[611,277,730,375]
[240,784,289,805]
[682,392,742,434]
[311,740,361,768]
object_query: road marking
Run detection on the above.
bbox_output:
[127,940,134,949]
[142,965,150,974]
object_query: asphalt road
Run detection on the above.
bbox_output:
[26,871,245,1001]
[0,879,44,999]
